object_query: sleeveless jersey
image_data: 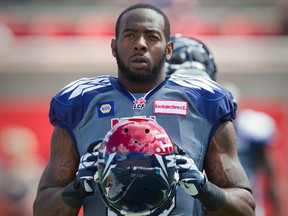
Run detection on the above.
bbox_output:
[49,74,237,216]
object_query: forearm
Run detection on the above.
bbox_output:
[33,187,80,216]
[206,187,255,216]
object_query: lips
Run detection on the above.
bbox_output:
[131,55,148,64]
[130,55,148,69]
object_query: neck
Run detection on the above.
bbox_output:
[118,74,166,93]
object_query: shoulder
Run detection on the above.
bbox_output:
[167,74,237,123]
[167,74,231,101]
[49,75,114,129]
[54,75,113,105]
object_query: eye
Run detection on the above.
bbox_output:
[148,35,160,41]
[124,33,134,39]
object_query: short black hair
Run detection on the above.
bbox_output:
[115,3,171,42]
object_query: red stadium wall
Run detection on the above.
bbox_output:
[0,99,52,161]
[0,98,287,216]
[239,99,288,216]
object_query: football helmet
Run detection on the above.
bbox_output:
[166,34,217,81]
[97,117,176,215]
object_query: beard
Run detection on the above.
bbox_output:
[115,49,167,82]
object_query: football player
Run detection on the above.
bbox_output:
[166,34,217,81]
[236,108,279,216]
[33,3,255,216]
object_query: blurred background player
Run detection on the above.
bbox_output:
[226,83,280,216]
[166,34,217,81]
[0,126,45,216]
[236,108,279,216]
[167,34,279,216]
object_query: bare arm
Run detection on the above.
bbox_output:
[204,121,255,216]
[33,126,80,216]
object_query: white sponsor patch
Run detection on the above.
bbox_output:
[154,100,188,115]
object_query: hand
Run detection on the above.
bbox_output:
[62,141,100,208]
[75,141,100,192]
[176,154,207,199]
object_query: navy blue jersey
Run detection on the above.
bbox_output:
[49,74,237,216]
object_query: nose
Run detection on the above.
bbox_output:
[134,36,148,52]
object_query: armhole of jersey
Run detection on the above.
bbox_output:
[208,118,233,151]
[54,120,79,157]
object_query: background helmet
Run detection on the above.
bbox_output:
[166,34,217,81]
[97,117,176,215]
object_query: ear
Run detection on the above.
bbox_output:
[166,41,174,61]
[111,39,116,57]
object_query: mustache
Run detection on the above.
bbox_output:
[129,53,148,61]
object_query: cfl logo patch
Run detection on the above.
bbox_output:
[133,97,146,109]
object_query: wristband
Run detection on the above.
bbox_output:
[199,181,226,211]
[62,181,93,209]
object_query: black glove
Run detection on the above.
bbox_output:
[62,141,100,208]
[76,142,100,192]
[176,154,207,199]
[176,154,226,211]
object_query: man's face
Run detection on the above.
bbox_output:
[112,8,172,82]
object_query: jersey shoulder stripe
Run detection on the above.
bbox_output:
[167,74,237,125]
[169,74,221,93]
[168,74,229,101]
[58,76,112,102]
[49,75,113,130]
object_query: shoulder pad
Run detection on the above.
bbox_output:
[168,74,237,126]
[169,74,227,100]
[56,76,111,105]
[49,75,112,129]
